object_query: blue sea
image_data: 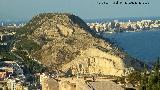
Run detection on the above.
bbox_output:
[103,30,160,63]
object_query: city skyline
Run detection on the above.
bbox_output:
[0,0,160,20]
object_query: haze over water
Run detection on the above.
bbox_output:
[105,30,160,63]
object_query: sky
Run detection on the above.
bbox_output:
[0,0,160,20]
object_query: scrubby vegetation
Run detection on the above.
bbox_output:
[15,38,41,53]
[116,59,160,90]
[13,50,46,74]
[140,59,160,90]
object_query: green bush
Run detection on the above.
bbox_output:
[15,39,41,53]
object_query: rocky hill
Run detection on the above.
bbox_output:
[14,13,144,76]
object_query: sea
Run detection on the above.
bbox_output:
[103,30,160,64]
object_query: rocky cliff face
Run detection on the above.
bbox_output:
[62,48,143,76]
[14,13,144,76]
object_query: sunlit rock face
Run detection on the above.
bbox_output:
[62,48,141,76]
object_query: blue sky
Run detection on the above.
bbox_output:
[0,0,159,20]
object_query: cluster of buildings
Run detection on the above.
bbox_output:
[87,19,160,33]
[1,22,25,28]
[0,60,57,90]
[0,60,27,90]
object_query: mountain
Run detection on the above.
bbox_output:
[13,13,144,76]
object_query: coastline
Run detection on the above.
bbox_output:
[103,29,160,34]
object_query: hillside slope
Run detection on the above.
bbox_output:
[14,13,144,76]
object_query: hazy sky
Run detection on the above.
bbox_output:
[0,0,159,20]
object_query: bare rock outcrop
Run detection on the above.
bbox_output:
[62,48,140,76]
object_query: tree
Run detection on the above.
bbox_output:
[140,58,160,90]
[140,64,148,90]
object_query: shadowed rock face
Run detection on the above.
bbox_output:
[14,13,144,76]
